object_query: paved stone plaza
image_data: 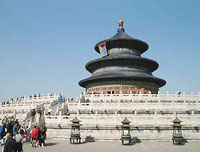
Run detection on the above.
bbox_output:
[1,139,199,152]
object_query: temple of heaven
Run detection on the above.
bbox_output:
[79,20,166,94]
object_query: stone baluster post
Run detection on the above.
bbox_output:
[77,99,81,111]
[105,100,107,110]
[139,91,142,96]
[95,111,98,126]
[157,91,160,108]
[77,110,80,117]
[134,110,138,126]
[14,110,16,120]
[154,111,158,127]
[191,111,195,126]
[158,94,161,110]
[56,106,59,116]
[120,90,122,98]
[114,111,118,126]
[90,101,93,111]
[58,111,62,125]
[172,99,175,111]
[173,111,176,117]
[118,100,120,110]
[145,100,148,111]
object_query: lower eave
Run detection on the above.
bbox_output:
[79,75,166,88]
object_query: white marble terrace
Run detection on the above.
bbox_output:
[72,91,200,111]
[0,93,62,120]
[45,92,200,130]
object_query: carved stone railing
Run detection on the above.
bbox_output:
[62,93,200,112]
[1,93,62,105]
[45,112,200,129]
[84,92,200,103]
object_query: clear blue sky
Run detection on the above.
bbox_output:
[0,0,200,101]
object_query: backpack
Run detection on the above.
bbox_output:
[0,125,4,135]
[0,137,7,145]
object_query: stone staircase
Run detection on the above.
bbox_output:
[48,100,68,116]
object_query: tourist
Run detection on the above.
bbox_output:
[23,129,28,143]
[0,134,7,147]
[31,109,36,122]
[66,110,70,115]
[3,133,15,152]
[40,105,45,117]
[14,129,24,152]
[48,108,52,115]
[35,112,40,122]
[31,126,39,147]
[43,126,47,139]
[10,117,15,129]
[25,120,31,142]
[2,117,7,125]
[21,122,26,130]
[0,124,4,139]
[25,119,31,131]
[37,108,42,116]
[15,119,19,126]
[12,122,20,136]
[38,127,45,147]
[4,120,12,136]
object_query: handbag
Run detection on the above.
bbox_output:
[22,137,27,143]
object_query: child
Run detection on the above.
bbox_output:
[31,126,38,147]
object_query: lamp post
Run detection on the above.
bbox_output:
[70,117,81,144]
[172,117,184,145]
[121,117,131,145]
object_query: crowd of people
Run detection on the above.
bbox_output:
[0,116,47,152]
[30,106,45,121]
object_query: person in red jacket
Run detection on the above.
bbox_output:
[31,126,39,147]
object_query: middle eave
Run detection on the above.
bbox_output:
[86,54,159,73]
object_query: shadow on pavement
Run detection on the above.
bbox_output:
[80,136,96,144]
[45,143,58,146]
[127,137,141,146]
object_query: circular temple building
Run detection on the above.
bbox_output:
[79,20,166,94]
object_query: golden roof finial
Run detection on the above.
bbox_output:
[118,19,124,27]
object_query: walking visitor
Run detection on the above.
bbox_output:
[3,133,15,152]
[14,129,24,152]
[31,126,39,147]
[38,127,45,147]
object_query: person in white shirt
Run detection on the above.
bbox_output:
[14,129,24,152]
[48,108,52,115]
